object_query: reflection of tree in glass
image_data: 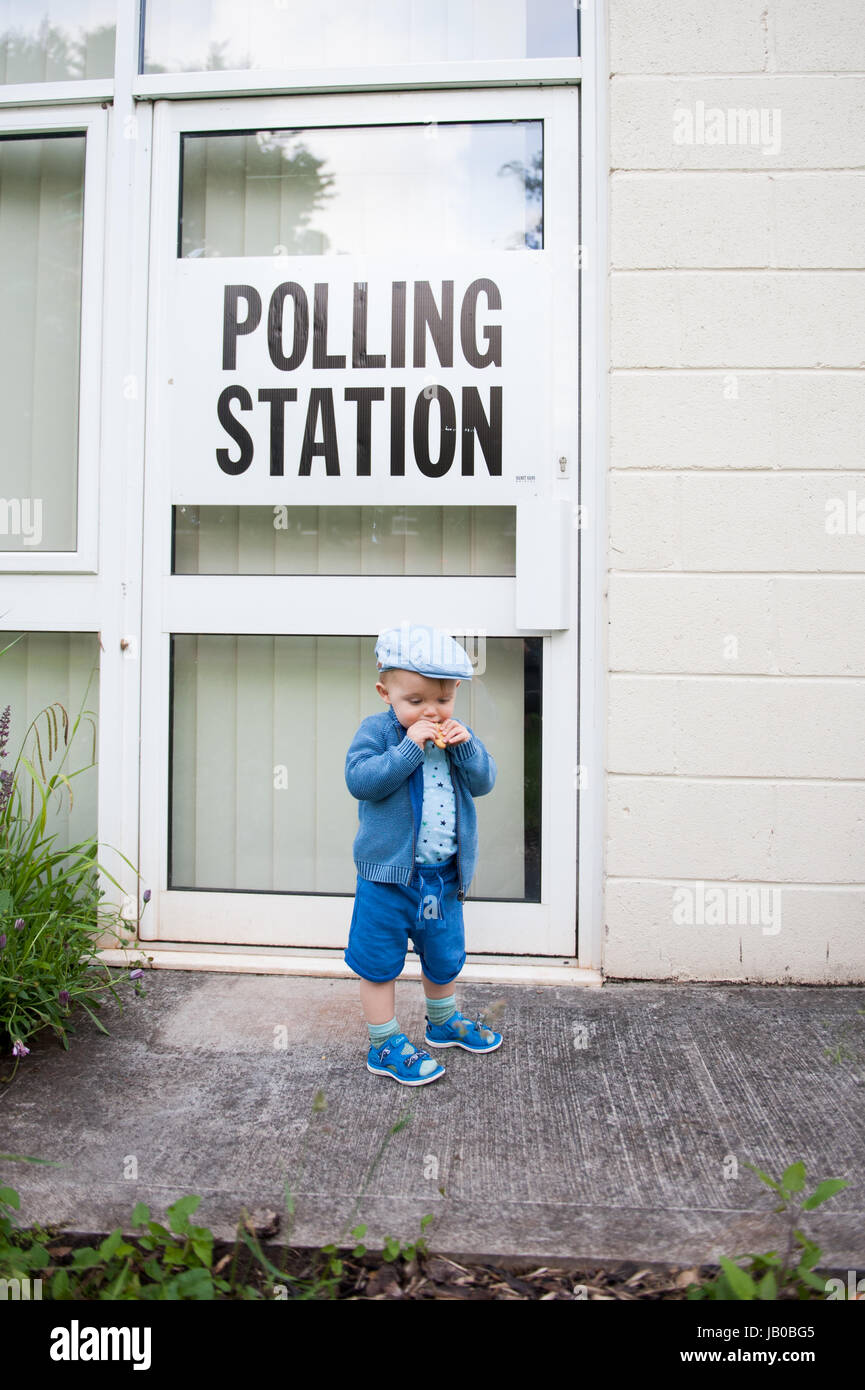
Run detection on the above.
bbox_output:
[145,38,251,74]
[253,132,337,256]
[0,17,114,81]
[181,131,336,258]
[498,149,543,249]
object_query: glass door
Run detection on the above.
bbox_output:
[140,85,579,958]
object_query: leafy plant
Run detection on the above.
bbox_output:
[686,1161,849,1300]
[0,1164,317,1301]
[381,1214,434,1264]
[0,661,151,1077]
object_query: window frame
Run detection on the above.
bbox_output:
[135,0,579,97]
[134,59,580,103]
[0,80,113,108]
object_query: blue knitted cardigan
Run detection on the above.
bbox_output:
[344,704,497,899]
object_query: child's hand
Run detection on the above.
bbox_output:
[440,719,471,745]
[406,717,441,749]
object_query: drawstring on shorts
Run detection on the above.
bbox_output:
[414,864,446,925]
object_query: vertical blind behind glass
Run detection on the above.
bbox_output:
[173,506,516,575]
[0,134,84,552]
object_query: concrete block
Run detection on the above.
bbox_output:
[612,173,773,267]
[774,0,865,71]
[610,0,769,74]
[611,371,865,471]
[607,773,865,882]
[611,271,865,368]
[610,472,865,571]
[611,77,865,170]
[608,674,865,777]
[604,879,865,980]
[774,174,865,266]
[607,774,777,879]
[612,172,865,269]
[608,574,865,675]
[609,573,776,673]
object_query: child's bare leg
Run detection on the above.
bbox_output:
[422,972,457,999]
[358,977,396,1024]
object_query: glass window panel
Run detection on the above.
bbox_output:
[180,122,542,257]
[144,0,578,73]
[172,506,515,575]
[0,631,98,853]
[0,2,116,83]
[169,633,540,900]
[0,134,85,553]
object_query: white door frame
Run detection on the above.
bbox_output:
[137,83,589,968]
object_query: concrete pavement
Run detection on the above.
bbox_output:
[2,972,863,1268]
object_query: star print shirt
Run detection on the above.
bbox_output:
[415,742,457,864]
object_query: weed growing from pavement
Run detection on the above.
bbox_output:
[685,1161,850,1300]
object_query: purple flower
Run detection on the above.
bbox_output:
[142,889,152,904]
[129,968,144,980]
[0,706,12,815]
[11,1040,29,1057]
[14,917,24,931]
[0,934,6,949]
[59,989,70,1006]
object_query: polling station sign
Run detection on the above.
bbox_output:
[166,254,552,504]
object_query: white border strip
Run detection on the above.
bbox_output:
[576,1,609,972]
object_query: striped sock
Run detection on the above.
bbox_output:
[425,993,457,1025]
[368,1016,399,1049]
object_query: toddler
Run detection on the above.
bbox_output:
[344,623,502,1085]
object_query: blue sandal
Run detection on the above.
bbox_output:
[424,1011,503,1053]
[367,1032,445,1085]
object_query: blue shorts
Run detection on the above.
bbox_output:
[344,854,466,985]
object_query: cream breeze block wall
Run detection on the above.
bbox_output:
[605,0,865,981]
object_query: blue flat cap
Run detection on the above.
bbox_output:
[375,624,473,680]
